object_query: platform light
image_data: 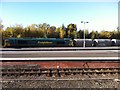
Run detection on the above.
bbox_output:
[81,21,89,48]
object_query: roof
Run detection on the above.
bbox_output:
[6,38,72,41]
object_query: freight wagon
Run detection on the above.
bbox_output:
[93,39,112,47]
[111,39,120,46]
[73,39,94,47]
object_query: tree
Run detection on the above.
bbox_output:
[47,26,56,38]
[77,30,83,39]
[55,24,66,39]
[37,23,50,38]
[36,27,45,38]
[59,27,65,39]
[99,30,112,39]
[85,29,89,39]
[56,27,60,38]
[90,30,99,39]
[0,20,4,37]
[67,23,77,39]
[111,30,120,39]
[4,27,14,38]
[0,20,4,31]
[0,20,4,46]
[13,24,24,38]
[23,27,30,37]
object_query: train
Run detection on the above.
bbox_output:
[3,38,120,48]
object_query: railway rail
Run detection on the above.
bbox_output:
[2,65,120,77]
[1,47,120,51]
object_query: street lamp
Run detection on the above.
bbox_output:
[81,21,89,48]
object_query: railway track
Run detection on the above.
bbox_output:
[2,65,120,77]
[1,57,120,88]
[2,64,120,88]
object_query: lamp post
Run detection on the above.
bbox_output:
[81,21,89,48]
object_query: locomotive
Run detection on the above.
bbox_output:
[3,38,120,48]
[3,38,73,47]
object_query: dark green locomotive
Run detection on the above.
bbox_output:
[4,38,73,47]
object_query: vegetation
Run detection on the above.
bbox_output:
[0,22,120,43]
